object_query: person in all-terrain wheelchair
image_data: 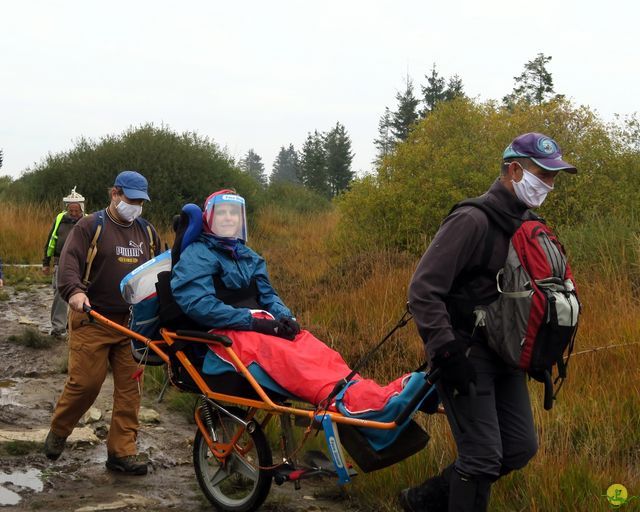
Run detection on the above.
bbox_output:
[167,189,429,417]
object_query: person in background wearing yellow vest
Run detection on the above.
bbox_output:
[42,187,85,338]
[44,171,160,476]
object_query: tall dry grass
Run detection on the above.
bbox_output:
[1,201,638,510]
[0,201,173,269]
[252,204,640,512]
[0,201,57,263]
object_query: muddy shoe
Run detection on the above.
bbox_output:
[105,455,148,475]
[43,430,67,460]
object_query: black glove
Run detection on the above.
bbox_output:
[432,340,476,395]
[251,318,295,341]
[279,317,301,339]
[251,318,282,336]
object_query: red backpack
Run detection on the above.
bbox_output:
[455,199,580,410]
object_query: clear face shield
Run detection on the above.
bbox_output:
[204,193,248,241]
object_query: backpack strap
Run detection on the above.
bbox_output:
[451,196,539,269]
[83,210,158,286]
[135,217,157,258]
[83,210,105,286]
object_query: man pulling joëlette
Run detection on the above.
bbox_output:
[44,171,160,476]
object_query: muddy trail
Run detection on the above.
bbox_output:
[0,283,364,512]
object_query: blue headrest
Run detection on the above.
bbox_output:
[180,203,203,253]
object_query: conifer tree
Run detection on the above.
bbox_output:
[421,64,446,117]
[503,53,555,106]
[271,144,299,184]
[325,122,354,196]
[298,131,330,197]
[374,107,395,164]
[239,149,267,186]
[391,76,419,141]
[444,74,465,101]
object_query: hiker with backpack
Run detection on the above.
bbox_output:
[44,171,160,476]
[42,187,86,338]
[400,133,579,512]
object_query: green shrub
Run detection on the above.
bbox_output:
[4,124,263,227]
[263,181,331,214]
[1,440,40,456]
[8,327,56,349]
[336,98,640,254]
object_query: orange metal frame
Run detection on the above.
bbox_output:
[89,307,443,466]
[89,308,405,431]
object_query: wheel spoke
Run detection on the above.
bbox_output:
[230,452,259,481]
[208,465,232,487]
[194,407,272,511]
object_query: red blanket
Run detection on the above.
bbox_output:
[208,328,408,412]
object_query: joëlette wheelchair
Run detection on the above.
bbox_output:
[84,204,440,512]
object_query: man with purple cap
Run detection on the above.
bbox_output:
[402,133,577,511]
[44,170,160,476]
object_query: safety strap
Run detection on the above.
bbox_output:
[319,306,413,409]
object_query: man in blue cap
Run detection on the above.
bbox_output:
[402,133,577,511]
[44,170,160,476]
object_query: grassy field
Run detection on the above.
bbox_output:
[1,201,638,511]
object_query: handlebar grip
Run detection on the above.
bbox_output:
[176,330,233,347]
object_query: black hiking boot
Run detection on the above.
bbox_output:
[398,468,450,512]
[448,468,492,512]
[43,430,67,460]
[105,454,148,475]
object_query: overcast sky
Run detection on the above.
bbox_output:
[1,0,638,181]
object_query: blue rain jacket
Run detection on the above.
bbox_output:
[170,234,292,329]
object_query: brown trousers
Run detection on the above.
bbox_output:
[50,309,141,457]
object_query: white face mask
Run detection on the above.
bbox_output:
[513,168,554,208]
[116,200,143,222]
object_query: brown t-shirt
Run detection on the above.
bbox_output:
[58,208,161,315]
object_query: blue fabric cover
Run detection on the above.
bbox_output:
[180,203,203,253]
[334,372,435,451]
[202,351,295,398]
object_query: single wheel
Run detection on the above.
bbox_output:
[193,406,272,512]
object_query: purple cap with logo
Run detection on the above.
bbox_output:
[114,170,151,201]
[503,132,577,173]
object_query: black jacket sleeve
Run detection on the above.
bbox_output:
[408,207,489,360]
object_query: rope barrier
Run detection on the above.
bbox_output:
[569,340,640,357]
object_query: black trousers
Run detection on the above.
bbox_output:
[438,343,538,480]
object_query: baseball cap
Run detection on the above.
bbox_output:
[114,171,151,201]
[503,132,577,173]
